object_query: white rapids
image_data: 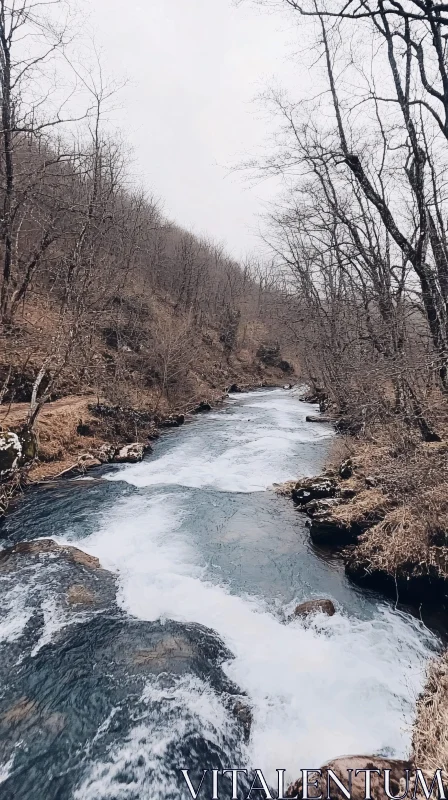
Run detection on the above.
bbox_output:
[54,388,437,794]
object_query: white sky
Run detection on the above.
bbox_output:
[82,0,306,259]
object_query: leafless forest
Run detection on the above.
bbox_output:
[250,0,448,627]
[0,0,296,443]
[3,0,448,588]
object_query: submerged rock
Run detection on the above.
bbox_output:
[294,599,336,618]
[0,530,250,800]
[66,585,97,605]
[0,539,103,571]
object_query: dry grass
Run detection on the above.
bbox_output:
[329,420,448,581]
[413,651,448,775]
[332,487,390,527]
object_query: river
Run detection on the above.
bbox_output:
[0,388,439,799]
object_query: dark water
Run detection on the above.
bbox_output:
[0,389,439,798]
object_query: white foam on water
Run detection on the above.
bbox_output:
[0,563,94,657]
[0,584,33,643]
[105,391,332,493]
[74,675,243,800]
[70,493,437,787]
[30,595,72,657]
[0,753,15,785]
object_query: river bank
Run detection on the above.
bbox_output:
[281,396,448,787]
[0,367,289,519]
[0,387,437,798]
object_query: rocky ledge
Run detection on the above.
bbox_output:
[289,469,385,549]
[284,452,448,610]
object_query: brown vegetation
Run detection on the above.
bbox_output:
[0,1,297,498]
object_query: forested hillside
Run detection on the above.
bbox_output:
[0,0,295,492]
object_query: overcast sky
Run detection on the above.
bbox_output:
[82,0,304,260]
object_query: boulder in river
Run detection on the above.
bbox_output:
[287,756,413,800]
[292,477,337,506]
[0,539,103,571]
[0,432,22,480]
[113,442,149,463]
[294,599,336,618]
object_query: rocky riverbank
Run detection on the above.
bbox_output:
[0,378,286,520]
[279,401,448,790]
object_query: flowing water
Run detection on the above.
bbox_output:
[0,388,440,799]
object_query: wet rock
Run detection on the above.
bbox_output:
[300,387,327,405]
[66,585,96,605]
[0,615,248,800]
[114,442,149,463]
[283,383,292,390]
[287,756,412,800]
[133,635,195,668]
[309,513,358,546]
[193,401,212,414]
[228,384,241,393]
[306,414,332,423]
[0,539,102,571]
[160,414,185,428]
[231,700,252,742]
[303,497,341,516]
[77,453,102,469]
[339,458,353,479]
[0,432,22,479]
[1,698,37,727]
[294,599,335,618]
[292,477,337,506]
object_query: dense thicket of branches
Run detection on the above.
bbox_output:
[0,1,291,425]
[254,0,448,438]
